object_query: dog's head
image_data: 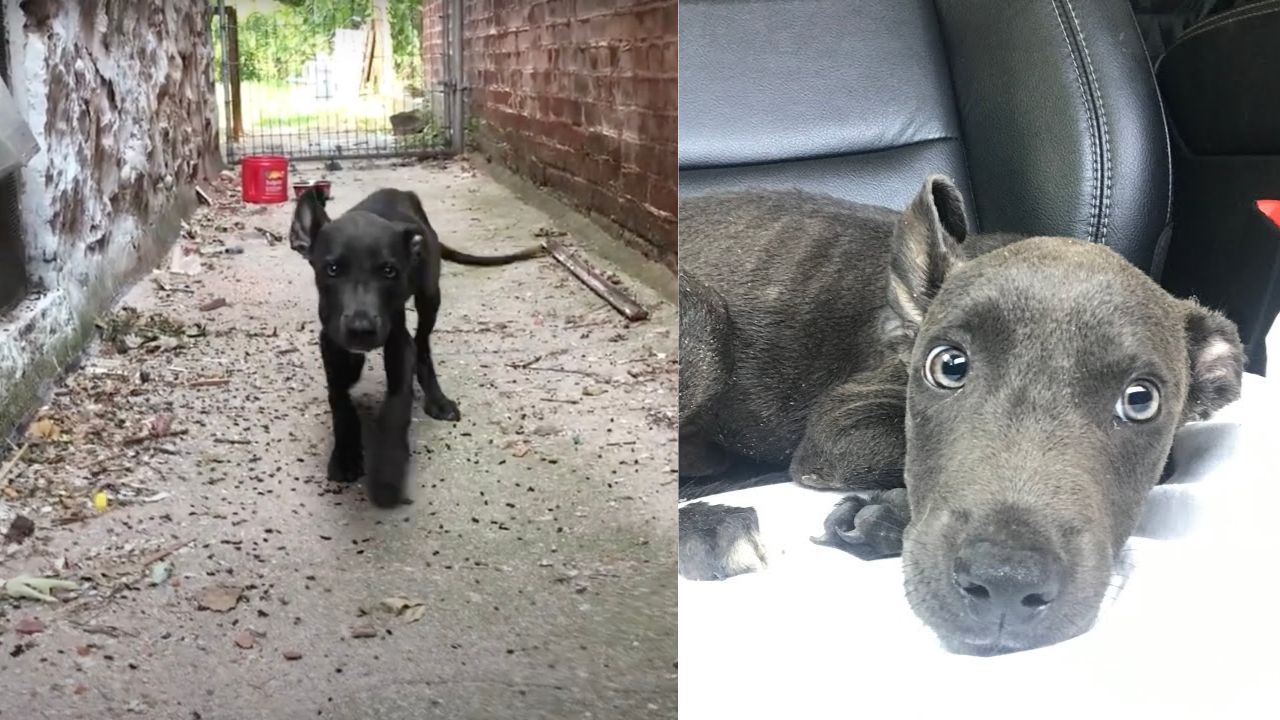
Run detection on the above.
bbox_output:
[886,176,1244,655]
[290,189,423,352]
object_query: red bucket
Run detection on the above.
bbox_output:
[241,155,289,204]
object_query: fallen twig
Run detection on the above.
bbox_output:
[136,537,194,570]
[0,442,29,487]
[508,348,569,369]
[255,226,283,245]
[188,377,231,388]
[543,238,649,321]
[213,437,253,445]
[68,621,137,638]
[519,366,606,380]
[123,429,188,446]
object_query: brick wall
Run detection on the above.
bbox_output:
[424,0,677,264]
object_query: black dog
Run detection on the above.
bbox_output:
[290,187,543,507]
[679,177,1244,654]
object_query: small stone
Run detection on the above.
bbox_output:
[282,650,303,660]
[350,625,377,639]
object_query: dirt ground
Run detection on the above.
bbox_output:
[0,160,677,719]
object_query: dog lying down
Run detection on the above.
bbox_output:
[678,176,1245,655]
[289,187,544,508]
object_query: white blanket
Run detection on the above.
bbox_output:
[679,372,1280,719]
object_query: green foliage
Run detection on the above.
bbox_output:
[216,0,423,84]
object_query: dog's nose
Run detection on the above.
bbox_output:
[953,540,1063,627]
[345,314,378,341]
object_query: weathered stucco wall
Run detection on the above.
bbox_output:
[0,0,220,435]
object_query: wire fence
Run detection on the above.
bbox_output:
[212,0,449,162]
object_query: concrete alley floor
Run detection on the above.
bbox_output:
[0,160,677,719]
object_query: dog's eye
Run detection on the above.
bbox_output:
[925,346,968,389]
[1115,380,1160,422]
[324,263,340,277]
[381,264,398,279]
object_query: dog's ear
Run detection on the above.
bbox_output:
[882,175,969,359]
[289,190,328,256]
[1181,300,1244,423]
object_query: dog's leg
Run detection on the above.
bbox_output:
[790,362,908,491]
[367,319,416,508]
[413,289,460,422]
[321,332,366,483]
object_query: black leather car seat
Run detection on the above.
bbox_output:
[1150,0,1280,374]
[679,0,1172,276]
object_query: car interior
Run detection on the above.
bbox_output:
[678,0,1279,495]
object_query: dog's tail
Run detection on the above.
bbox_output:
[440,243,546,266]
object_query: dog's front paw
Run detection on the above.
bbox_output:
[811,488,910,561]
[327,446,364,483]
[365,447,410,508]
[679,502,767,581]
[424,395,461,422]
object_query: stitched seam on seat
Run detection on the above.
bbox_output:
[1161,1,1280,60]
[1127,7,1173,227]
[1178,0,1280,43]
[1063,0,1113,248]
[930,0,982,233]
[1051,0,1100,244]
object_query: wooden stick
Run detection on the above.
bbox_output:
[543,239,649,321]
[195,186,214,206]
[136,537,194,569]
[122,429,189,446]
[254,226,283,245]
[0,443,29,488]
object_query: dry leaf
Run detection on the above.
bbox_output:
[379,596,427,624]
[196,585,241,612]
[26,418,59,441]
[511,442,531,458]
[380,597,414,613]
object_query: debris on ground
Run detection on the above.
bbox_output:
[377,596,427,624]
[543,238,649,321]
[196,585,242,613]
[13,617,45,635]
[3,575,79,603]
[349,625,378,639]
[3,514,34,545]
[147,561,172,586]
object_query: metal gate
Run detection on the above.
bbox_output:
[212,0,460,163]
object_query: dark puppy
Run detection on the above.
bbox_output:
[680,177,1244,654]
[290,187,542,507]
